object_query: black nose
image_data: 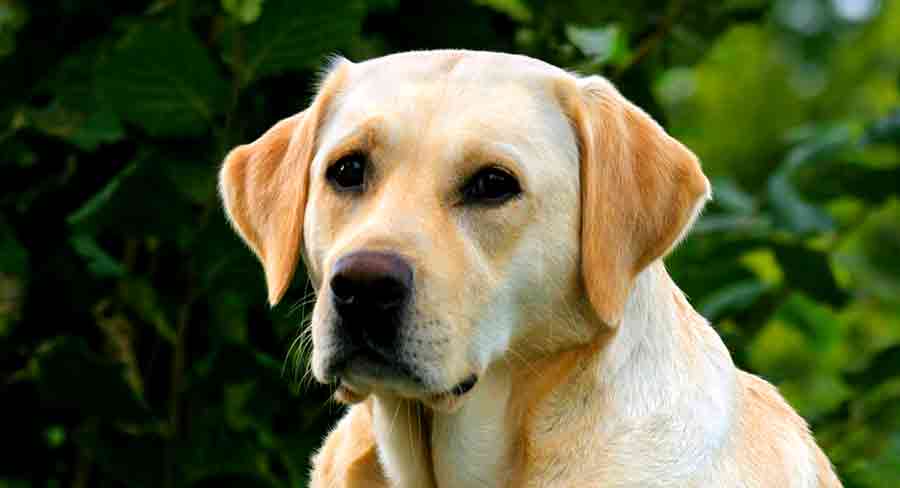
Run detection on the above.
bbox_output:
[330,251,413,319]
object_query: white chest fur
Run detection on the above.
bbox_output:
[431,365,514,488]
[371,365,514,488]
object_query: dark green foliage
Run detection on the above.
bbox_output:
[1,1,898,486]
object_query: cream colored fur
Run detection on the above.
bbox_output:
[219,50,842,488]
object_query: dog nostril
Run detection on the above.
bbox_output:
[330,274,357,305]
[371,277,408,308]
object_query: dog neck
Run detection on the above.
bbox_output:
[369,261,738,488]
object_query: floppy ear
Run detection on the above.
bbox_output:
[219,111,314,306]
[563,76,710,327]
[220,61,347,306]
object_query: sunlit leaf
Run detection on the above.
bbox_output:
[565,24,626,64]
[221,0,264,24]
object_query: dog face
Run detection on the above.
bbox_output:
[219,51,710,409]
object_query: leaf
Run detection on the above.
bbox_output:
[0,216,27,275]
[77,426,166,488]
[710,177,757,215]
[29,103,124,151]
[221,0,264,24]
[663,25,805,186]
[97,25,229,137]
[31,337,150,423]
[67,154,200,247]
[0,272,24,337]
[565,24,626,64]
[776,293,842,352]
[766,125,855,235]
[69,234,126,279]
[846,344,900,390]
[67,161,138,230]
[474,0,532,22]
[161,156,218,205]
[792,159,900,204]
[29,43,125,150]
[863,108,900,144]
[232,0,366,84]
[0,0,28,58]
[767,163,836,235]
[773,243,847,305]
[834,200,900,302]
[119,278,177,343]
[778,373,852,421]
[698,279,770,321]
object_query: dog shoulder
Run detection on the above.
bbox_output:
[733,372,842,488]
[309,400,389,488]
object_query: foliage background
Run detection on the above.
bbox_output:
[2,0,899,486]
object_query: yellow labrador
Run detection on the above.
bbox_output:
[219,50,842,487]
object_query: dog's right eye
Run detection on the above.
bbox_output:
[326,154,367,192]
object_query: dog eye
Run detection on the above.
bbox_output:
[326,154,367,192]
[461,167,522,205]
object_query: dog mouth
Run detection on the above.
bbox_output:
[445,374,479,396]
[335,372,480,409]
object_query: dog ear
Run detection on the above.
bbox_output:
[219,61,348,306]
[561,76,710,327]
[219,62,347,306]
[219,111,313,306]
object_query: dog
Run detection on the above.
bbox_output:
[219,50,842,487]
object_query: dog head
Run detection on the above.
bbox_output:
[219,51,709,409]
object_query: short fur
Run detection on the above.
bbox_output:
[219,50,841,487]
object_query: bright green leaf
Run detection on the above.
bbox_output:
[222,0,264,24]
[565,24,625,64]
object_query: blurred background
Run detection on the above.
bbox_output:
[2,0,899,486]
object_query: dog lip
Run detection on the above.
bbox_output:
[449,374,478,396]
[329,346,423,387]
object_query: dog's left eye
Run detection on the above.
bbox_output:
[461,167,522,205]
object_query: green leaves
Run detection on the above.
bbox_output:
[230,0,366,85]
[30,337,150,423]
[98,25,229,138]
[835,200,900,302]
